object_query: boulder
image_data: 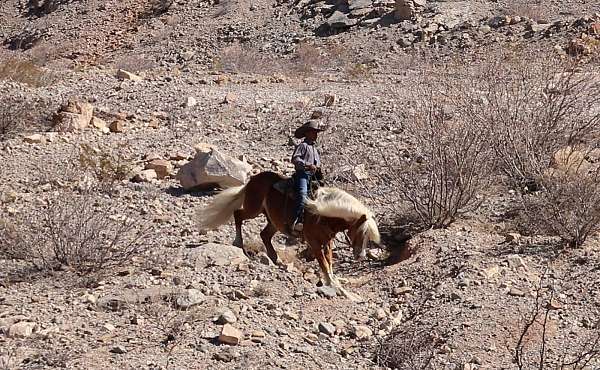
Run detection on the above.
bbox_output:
[326,11,357,29]
[176,145,252,190]
[53,100,94,132]
[186,243,249,269]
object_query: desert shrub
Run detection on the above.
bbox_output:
[387,73,492,229]
[520,153,600,248]
[0,90,54,140]
[376,321,442,369]
[113,54,157,74]
[291,42,325,75]
[0,58,57,87]
[77,143,132,193]
[213,43,280,74]
[515,277,600,369]
[460,51,600,191]
[0,191,151,274]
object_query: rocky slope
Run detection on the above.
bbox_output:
[1,0,600,369]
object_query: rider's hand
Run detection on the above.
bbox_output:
[305,164,317,172]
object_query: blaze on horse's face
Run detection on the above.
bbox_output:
[348,214,369,260]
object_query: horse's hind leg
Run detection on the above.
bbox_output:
[233,198,263,249]
[260,220,279,264]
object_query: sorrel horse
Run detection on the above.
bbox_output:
[196,171,380,301]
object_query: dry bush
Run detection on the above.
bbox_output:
[459,50,600,190]
[0,58,57,87]
[515,278,600,369]
[520,161,600,248]
[0,91,54,140]
[112,54,157,74]
[0,191,151,274]
[213,43,280,75]
[136,294,192,370]
[291,42,325,75]
[0,346,17,370]
[386,74,492,229]
[77,143,132,193]
[376,320,443,369]
[502,2,547,22]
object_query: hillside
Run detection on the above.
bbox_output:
[2,0,600,369]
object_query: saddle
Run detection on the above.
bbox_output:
[273,169,324,199]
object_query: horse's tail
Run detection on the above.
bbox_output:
[196,185,246,231]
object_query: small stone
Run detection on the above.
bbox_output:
[91,117,109,133]
[216,309,237,325]
[317,286,337,298]
[393,286,413,296]
[251,330,266,343]
[352,325,373,341]
[82,293,97,305]
[318,322,336,337]
[218,324,243,345]
[110,345,128,354]
[374,308,387,320]
[109,120,126,133]
[176,289,205,309]
[103,323,116,332]
[116,69,142,82]
[283,311,299,321]
[471,355,483,365]
[8,322,37,338]
[304,333,319,344]
[145,159,173,179]
[186,97,198,108]
[509,287,526,297]
[546,298,562,310]
[132,169,157,183]
[24,134,46,144]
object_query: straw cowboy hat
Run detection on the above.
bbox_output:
[294,120,325,139]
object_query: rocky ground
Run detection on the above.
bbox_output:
[2,0,600,369]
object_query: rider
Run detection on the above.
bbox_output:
[291,119,324,233]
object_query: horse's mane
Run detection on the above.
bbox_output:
[305,187,380,243]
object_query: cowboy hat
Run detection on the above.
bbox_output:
[294,120,325,139]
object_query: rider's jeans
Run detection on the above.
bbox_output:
[293,169,312,223]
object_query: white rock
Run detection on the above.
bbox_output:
[186,243,248,269]
[24,134,46,144]
[186,97,198,108]
[8,322,37,338]
[116,69,142,82]
[176,145,252,190]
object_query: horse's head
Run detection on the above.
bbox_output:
[347,214,381,260]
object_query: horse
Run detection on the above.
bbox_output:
[195,171,380,301]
